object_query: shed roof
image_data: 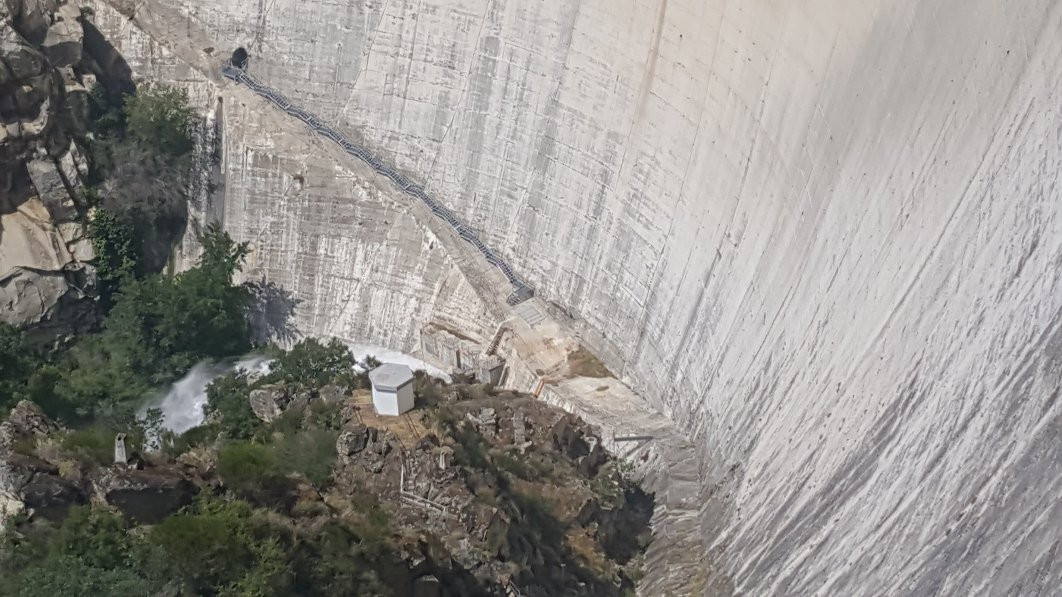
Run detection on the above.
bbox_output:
[368,363,415,391]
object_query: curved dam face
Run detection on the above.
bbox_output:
[94,0,1062,593]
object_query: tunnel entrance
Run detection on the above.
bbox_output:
[231,47,249,69]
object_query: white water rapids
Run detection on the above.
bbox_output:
[141,344,448,433]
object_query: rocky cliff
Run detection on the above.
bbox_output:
[79,0,1062,594]
[0,0,96,336]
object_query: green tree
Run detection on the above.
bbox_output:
[1,555,159,597]
[204,372,260,440]
[89,208,138,303]
[87,81,125,137]
[48,507,134,569]
[272,428,339,488]
[57,226,252,418]
[217,441,279,493]
[149,498,292,594]
[0,507,162,597]
[296,523,389,596]
[0,323,29,413]
[123,85,195,158]
[87,84,195,275]
[264,338,355,390]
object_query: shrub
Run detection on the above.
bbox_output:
[262,338,355,391]
[149,499,260,593]
[307,401,344,431]
[273,428,338,488]
[269,404,305,437]
[57,226,253,418]
[89,209,138,301]
[61,427,116,466]
[0,323,29,414]
[172,424,217,453]
[48,507,133,569]
[204,372,260,440]
[217,442,279,493]
[123,85,195,158]
[0,506,162,596]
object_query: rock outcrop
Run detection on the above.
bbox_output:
[248,383,309,422]
[91,465,196,523]
[1,0,97,337]
[335,423,394,474]
[0,401,202,525]
[0,402,86,521]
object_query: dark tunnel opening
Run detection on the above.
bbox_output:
[231,47,249,69]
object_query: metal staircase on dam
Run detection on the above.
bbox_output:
[220,62,535,307]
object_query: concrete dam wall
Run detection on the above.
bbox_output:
[90,0,1062,593]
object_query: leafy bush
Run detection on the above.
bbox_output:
[269,404,306,437]
[0,507,162,596]
[87,82,125,137]
[123,85,195,158]
[262,338,355,391]
[89,208,138,302]
[149,499,289,594]
[0,323,30,414]
[297,522,389,595]
[87,84,196,275]
[217,442,279,493]
[272,428,338,488]
[172,424,217,453]
[61,427,116,466]
[204,372,260,440]
[56,226,252,419]
[307,401,344,431]
[48,507,134,569]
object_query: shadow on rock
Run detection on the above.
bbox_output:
[246,279,299,344]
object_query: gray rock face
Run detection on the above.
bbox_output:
[248,383,310,422]
[1,1,97,336]
[86,0,1062,594]
[336,424,393,474]
[0,405,86,522]
[41,2,82,68]
[20,473,85,520]
[335,424,371,462]
[92,466,196,524]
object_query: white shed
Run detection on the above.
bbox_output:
[368,363,415,416]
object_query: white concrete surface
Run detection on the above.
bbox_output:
[370,385,414,417]
[89,0,1062,594]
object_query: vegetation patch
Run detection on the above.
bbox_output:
[566,346,614,378]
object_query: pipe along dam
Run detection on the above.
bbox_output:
[91,0,1062,593]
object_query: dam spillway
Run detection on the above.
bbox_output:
[90,0,1062,593]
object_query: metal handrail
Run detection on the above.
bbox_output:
[221,63,535,306]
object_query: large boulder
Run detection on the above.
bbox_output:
[249,384,312,422]
[92,465,196,524]
[550,415,590,459]
[0,452,86,521]
[335,424,394,474]
[0,25,45,80]
[41,2,82,68]
[4,0,61,44]
[21,474,85,520]
[412,575,441,597]
[2,400,58,440]
[335,424,371,463]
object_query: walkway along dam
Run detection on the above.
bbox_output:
[91,0,1062,594]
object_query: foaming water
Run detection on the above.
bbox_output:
[141,355,273,433]
[345,342,451,381]
[144,346,445,434]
